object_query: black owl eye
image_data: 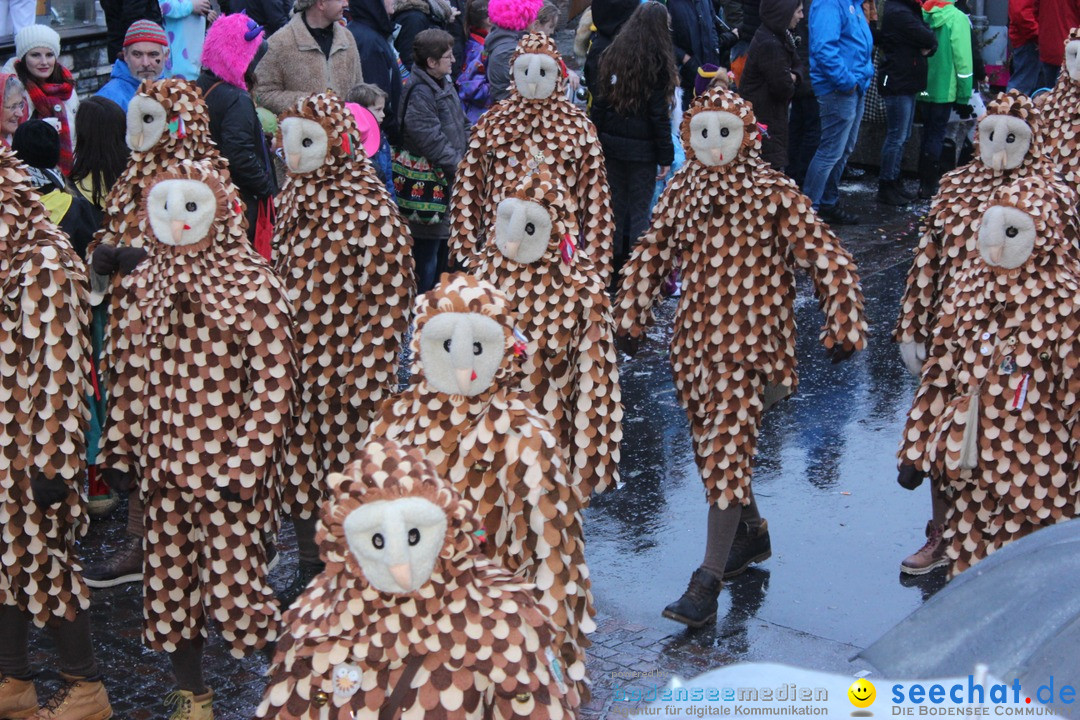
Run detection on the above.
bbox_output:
[1006,133,1016,143]
[989,131,995,141]
[525,222,535,235]
[701,128,708,138]
[523,68,529,76]
[185,202,197,212]
[473,341,482,355]
[443,338,451,352]
[143,114,153,124]
[408,528,420,546]
[372,533,384,549]
[302,137,313,148]
[1006,226,1018,238]
[539,68,546,77]
[720,127,730,138]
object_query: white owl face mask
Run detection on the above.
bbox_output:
[513,53,560,100]
[342,497,448,593]
[494,197,553,264]
[978,205,1036,269]
[978,115,1033,172]
[688,111,745,167]
[127,95,168,152]
[280,116,330,174]
[1066,40,1080,82]
[419,312,506,397]
[146,179,218,247]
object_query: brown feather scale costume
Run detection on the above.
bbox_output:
[469,168,622,500]
[98,160,295,656]
[367,274,592,705]
[899,174,1080,577]
[274,92,415,519]
[1038,28,1080,188]
[449,33,614,283]
[615,86,867,509]
[0,146,92,627]
[256,438,577,720]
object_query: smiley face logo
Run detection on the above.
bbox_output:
[848,678,876,709]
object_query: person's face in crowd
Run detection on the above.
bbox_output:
[315,0,346,23]
[427,48,454,80]
[124,41,168,81]
[23,48,57,80]
[528,17,556,34]
[367,96,386,124]
[789,3,804,28]
[383,0,395,16]
[2,88,25,137]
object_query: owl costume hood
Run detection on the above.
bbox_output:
[368,273,594,704]
[272,91,415,519]
[449,33,614,284]
[899,174,1080,576]
[257,439,577,720]
[0,145,92,627]
[1037,28,1080,187]
[472,168,623,500]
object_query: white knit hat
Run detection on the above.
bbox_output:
[15,24,62,60]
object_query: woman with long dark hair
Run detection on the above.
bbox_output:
[70,96,130,215]
[591,0,677,284]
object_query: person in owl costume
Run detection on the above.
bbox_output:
[273,91,415,605]
[83,77,231,591]
[97,159,295,719]
[367,273,592,704]
[467,167,622,501]
[1037,29,1080,188]
[449,33,614,283]
[0,146,113,720]
[615,85,867,628]
[256,438,577,720]
[892,89,1079,576]
[897,174,1080,578]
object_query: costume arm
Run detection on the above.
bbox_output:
[898,344,953,473]
[894,215,943,350]
[98,286,142,474]
[578,132,615,285]
[448,128,492,268]
[571,295,622,498]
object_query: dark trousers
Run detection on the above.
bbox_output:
[607,156,658,283]
[918,101,953,160]
[787,94,821,188]
[411,230,449,293]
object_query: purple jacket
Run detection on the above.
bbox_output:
[457,33,489,123]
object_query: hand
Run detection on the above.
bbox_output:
[91,244,119,276]
[657,165,670,181]
[101,467,135,494]
[566,70,581,92]
[897,464,926,490]
[898,341,927,377]
[953,103,974,120]
[615,333,642,358]
[205,9,219,22]
[192,0,211,14]
[826,343,855,363]
[30,474,71,507]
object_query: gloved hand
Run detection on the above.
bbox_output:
[92,245,148,277]
[826,343,856,364]
[897,464,926,490]
[30,474,71,507]
[615,333,642,358]
[101,467,136,494]
[953,103,975,120]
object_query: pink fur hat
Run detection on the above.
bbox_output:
[200,13,265,91]
[488,0,545,31]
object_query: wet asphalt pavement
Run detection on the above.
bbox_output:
[26,177,950,718]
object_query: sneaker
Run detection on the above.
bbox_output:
[0,675,38,719]
[86,491,119,518]
[164,689,213,720]
[276,560,325,608]
[900,521,947,575]
[818,205,860,226]
[83,535,142,589]
[30,675,111,720]
[723,519,772,580]
[661,568,722,628]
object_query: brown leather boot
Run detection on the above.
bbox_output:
[900,521,947,575]
[164,689,213,720]
[0,675,38,718]
[29,674,111,720]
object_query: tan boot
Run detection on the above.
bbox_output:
[900,521,948,575]
[0,675,38,719]
[165,689,213,720]
[30,674,110,720]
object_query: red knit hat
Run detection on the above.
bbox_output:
[124,20,169,48]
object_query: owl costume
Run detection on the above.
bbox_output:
[368,274,592,704]
[256,439,577,720]
[468,168,622,500]
[898,175,1080,577]
[1038,29,1080,189]
[98,160,295,657]
[449,33,614,283]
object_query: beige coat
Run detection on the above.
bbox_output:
[254,13,364,114]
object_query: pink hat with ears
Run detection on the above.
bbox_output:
[487,0,545,31]
[200,13,265,91]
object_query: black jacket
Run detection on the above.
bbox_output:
[225,0,292,35]
[348,0,404,142]
[100,0,163,61]
[739,0,802,168]
[878,0,938,96]
[582,0,638,92]
[591,87,675,166]
[736,0,761,47]
[669,0,724,103]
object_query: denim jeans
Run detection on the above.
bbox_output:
[880,94,915,181]
[918,101,953,160]
[1007,42,1041,96]
[803,88,866,210]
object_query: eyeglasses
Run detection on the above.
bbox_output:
[3,100,26,113]
[440,52,454,61]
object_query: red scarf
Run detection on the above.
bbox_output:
[24,64,75,175]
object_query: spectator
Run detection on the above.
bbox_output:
[456,0,490,121]
[393,0,460,74]
[876,0,936,205]
[484,0,543,103]
[70,96,130,217]
[1006,0,1039,95]
[739,0,805,171]
[1,72,27,146]
[732,0,761,67]
[347,0,404,142]
[802,0,873,224]
[916,0,972,199]
[96,20,170,112]
[346,82,396,198]
[591,0,676,285]
[254,0,365,114]
[582,0,636,92]
[528,1,558,33]
[399,28,468,291]
[786,0,818,186]
[669,0,734,109]
[4,25,79,176]
[161,0,217,80]
[1035,0,1079,88]
[1,0,33,38]
[227,0,291,35]
[100,0,164,61]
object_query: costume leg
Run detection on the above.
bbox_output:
[49,611,100,678]
[169,636,208,694]
[293,514,320,569]
[0,605,32,679]
[143,486,205,653]
[741,486,763,531]
[700,504,742,577]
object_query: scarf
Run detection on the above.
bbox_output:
[24,65,74,176]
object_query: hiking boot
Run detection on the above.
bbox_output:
[83,535,142,589]
[277,560,325,608]
[86,491,119,518]
[0,675,38,718]
[723,519,772,580]
[30,675,111,720]
[661,568,722,628]
[877,180,910,207]
[164,689,213,720]
[819,205,860,226]
[900,521,947,575]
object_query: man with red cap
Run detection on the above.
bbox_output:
[96,19,170,112]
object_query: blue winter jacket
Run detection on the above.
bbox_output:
[96,60,156,112]
[808,0,874,96]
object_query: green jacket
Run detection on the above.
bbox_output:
[919,0,973,104]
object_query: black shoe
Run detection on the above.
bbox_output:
[277,560,325,608]
[661,568,722,628]
[917,152,941,200]
[895,180,918,201]
[84,535,142,588]
[877,180,910,207]
[723,519,772,579]
[819,205,860,226]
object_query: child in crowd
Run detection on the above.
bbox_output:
[529,1,559,34]
[348,82,397,200]
[457,0,491,122]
